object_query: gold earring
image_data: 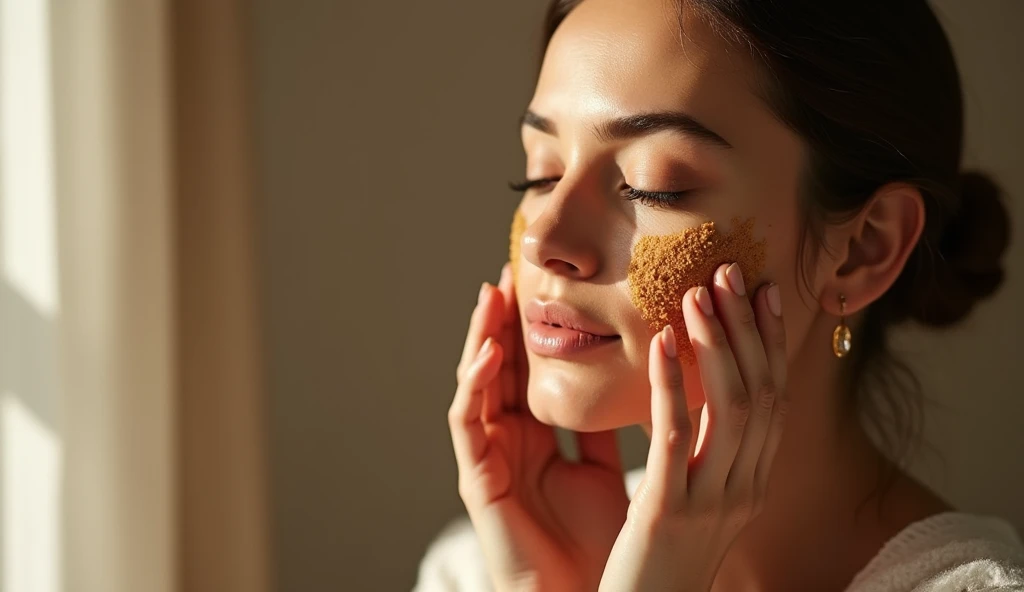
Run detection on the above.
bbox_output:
[832,294,852,358]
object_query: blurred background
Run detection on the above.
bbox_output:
[0,1,1020,591]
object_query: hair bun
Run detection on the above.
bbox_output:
[912,170,1011,327]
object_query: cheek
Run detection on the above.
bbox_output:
[509,207,527,288]
[627,216,767,365]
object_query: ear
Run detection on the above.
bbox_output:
[819,182,925,317]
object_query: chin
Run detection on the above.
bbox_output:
[525,366,651,432]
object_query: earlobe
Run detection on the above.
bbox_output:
[821,182,926,317]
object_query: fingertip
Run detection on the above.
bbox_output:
[476,336,496,363]
[648,328,662,355]
[695,285,714,317]
[650,328,684,397]
[490,338,504,359]
[648,330,664,382]
[661,324,677,358]
[680,285,698,310]
[498,268,518,313]
[479,282,507,317]
[754,283,786,337]
[766,282,782,317]
[680,286,710,332]
[470,337,502,379]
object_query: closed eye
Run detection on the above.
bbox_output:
[508,177,691,208]
[622,186,691,207]
[507,177,559,192]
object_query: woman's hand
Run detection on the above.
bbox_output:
[599,262,789,592]
[449,263,631,592]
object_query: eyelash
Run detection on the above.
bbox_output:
[507,177,690,207]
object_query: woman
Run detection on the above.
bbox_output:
[417,0,1023,590]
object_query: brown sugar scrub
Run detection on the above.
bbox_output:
[509,207,527,289]
[628,217,766,365]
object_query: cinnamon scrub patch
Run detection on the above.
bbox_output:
[628,217,766,364]
[509,209,766,365]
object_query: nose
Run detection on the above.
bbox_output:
[519,178,603,280]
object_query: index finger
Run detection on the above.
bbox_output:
[645,324,693,513]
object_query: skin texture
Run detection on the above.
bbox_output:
[457,0,953,589]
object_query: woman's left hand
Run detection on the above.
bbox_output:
[599,262,790,592]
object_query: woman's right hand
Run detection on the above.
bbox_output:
[448,263,631,592]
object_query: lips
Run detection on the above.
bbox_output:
[524,299,620,358]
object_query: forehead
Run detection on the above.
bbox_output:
[532,0,766,148]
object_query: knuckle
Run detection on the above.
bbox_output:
[721,489,752,521]
[628,498,654,526]
[695,501,719,525]
[737,306,757,330]
[731,394,751,428]
[470,299,486,323]
[707,326,730,350]
[731,498,754,525]
[751,495,765,516]
[774,391,791,423]
[755,382,778,414]
[666,425,692,451]
[447,404,462,427]
[457,476,476,504]
[459,354,487,387]
[457,468,489,505]
[664,366,685,391]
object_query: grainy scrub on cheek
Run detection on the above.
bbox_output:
[628,217,766,365]
[509,207,527,289]
[508,210,766,365]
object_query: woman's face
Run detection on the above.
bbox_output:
[513,0,818,432]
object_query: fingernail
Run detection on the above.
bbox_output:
[725,263,746,296]
[662,324,677,358]
[480,336,494,357]
[499,262,511,285]
[696,286,714,316]
[478,282,488,305]
[767,283,782,317]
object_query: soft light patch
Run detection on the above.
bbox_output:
[628,217,766,364]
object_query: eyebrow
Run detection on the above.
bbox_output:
[519,109,732,149]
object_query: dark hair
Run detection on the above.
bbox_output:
[539,0,1011,494]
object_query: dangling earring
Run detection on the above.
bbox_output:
[832,293,852,358]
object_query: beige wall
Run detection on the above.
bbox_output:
[247,1,1024,590]
[900,0,1024,523]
